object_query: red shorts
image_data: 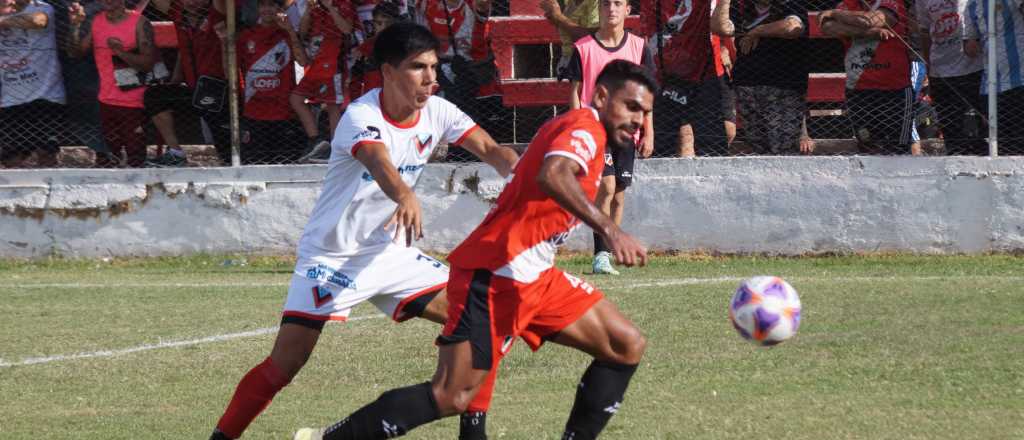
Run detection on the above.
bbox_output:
[439,267,604,371]
[292,72,344,105]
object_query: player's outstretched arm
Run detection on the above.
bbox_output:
[354,142,423,246]
[457,129,519,178]
[537,155,647,267]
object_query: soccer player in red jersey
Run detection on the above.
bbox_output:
[237,0,309,163]
[210,23,517,440]
[293,59,654,440]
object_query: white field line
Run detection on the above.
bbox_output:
[4,275,1024,290]
[0,282,293,289]
[3,274,1023,368]
[0,314,385,368]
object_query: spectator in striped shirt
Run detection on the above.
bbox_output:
[963,0,1024,153]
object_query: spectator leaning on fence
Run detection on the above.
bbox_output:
[712,0,811,155]
[237,0,309,163]
[0,0,66,167]
[963,0,1024,152]
[564,0,655,275]
[417,0,489,105]
[67,0,158,167]
[540,0,600,80]
[819,0,916,155]
[141,0,230,167]
[642,0,729,157]
[291,0,353,158]
[348,1,402,100]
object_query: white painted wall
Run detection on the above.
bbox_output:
[1,157,1022,259]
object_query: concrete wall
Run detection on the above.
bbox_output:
[1,156,1022,259]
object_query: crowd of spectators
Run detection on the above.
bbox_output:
[0,0,1023,167]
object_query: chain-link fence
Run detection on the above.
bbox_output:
[0,0,1021,168]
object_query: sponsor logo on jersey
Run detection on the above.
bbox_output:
[353,125,382,141]
[311,285,334,308]
[306,264,357,289]
[414,133,433,156]
[360,164,424,182]
[570,129,598,162]
[252,76,281,91]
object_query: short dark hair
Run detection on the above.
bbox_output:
[373,22,440,67]
[594,59,660,97]
[372,1,402,21]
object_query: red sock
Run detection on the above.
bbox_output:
[466,368,498,413]
[216,357,290,438]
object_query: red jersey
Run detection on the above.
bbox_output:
[838,0,910,90]
[641,0,715,82]
[418,0,486,59]
[171,1,226,86]
[347,37,382,99]
[238,26,296,120]
[353,0,378,41]
[447,108,607,283]
[305,0,355,79]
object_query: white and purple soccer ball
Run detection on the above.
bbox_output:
[729,276,802,346]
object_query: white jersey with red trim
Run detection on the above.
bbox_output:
[296,88,478,259]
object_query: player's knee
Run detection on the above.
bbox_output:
[612,325,647,365]
[269,346,315,379]
[430,384,478,416]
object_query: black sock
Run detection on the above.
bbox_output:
[593,233,611,255]
[208,429,231,440]
[562,361,639,440]
[458,411,487,440]
[323,382,441,440]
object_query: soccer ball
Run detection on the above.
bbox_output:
[729,276,802,346]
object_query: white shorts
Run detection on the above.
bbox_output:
[283,244,449,323]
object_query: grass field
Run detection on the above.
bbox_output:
[1,254,1023,440]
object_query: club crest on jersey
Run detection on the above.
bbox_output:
[414,133,433,156]
[311,285,334,308]
[353,125,382,141]
[246,40,256,53]
[570,129,598,162]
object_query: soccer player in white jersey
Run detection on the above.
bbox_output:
[208,22,519,440]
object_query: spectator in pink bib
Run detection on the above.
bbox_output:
[66,0,158,167]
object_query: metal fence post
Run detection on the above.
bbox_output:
[227,0,241,167]
[987,0,999,156]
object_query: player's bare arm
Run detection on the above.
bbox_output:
[353,142,423,246]
[537,155,647,267]
[456,129,519,178]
